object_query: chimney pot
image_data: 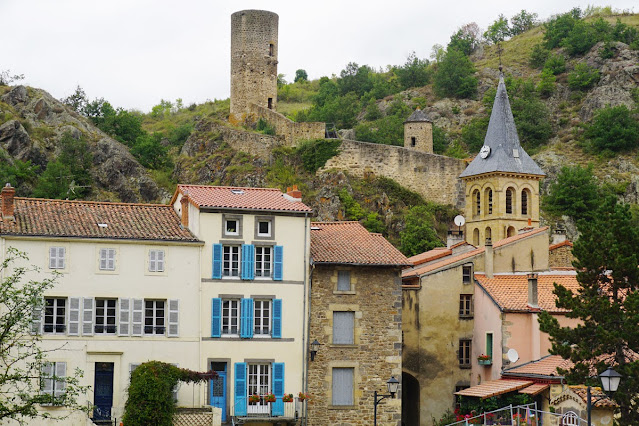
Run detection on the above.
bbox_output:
[1,183,16,220]
[484,237,493,278]
[286,184,302,200]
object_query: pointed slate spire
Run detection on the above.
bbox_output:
[459,74,545,178]
[404,108,432,123]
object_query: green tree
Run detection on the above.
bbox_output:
[61,85,88,113]
[539,197,639,425]
[529,43,550,68]
[447,23,481,56]
[537,68,556,98]
[567,63,600,91]
[562,19,598,56]
[395,52,431,90]
[131,133,172,170]
[399,205,444,256]
[433,49,477,99]
[461,117,489,153]
[542,164,600,221]
[543,53,566,75]
[585,105,639,153]
[484,14,510,44]
[294,69,308,83]
[544,8,582,49]
[0,159,39,196]
[510,10,538,36]
[0,69,25,86]
[0,248,88,422]
[338,62,374,97]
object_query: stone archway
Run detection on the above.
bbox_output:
[402,371,420,426]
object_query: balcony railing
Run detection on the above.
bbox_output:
[231,396,304,421]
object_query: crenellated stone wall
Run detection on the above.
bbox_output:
[247,104,325,146]
[321,139,467,208]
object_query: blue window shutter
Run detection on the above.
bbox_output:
[273,245,283,281]
[272,299,282,338]
[211,298,222,337]
[234,363,247,416]
[241,245,255,280]
[212,244,223,279]
[272,363,285,416]
[240,298,254,338]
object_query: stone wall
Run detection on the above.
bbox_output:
[549,242,574,269]
[307,265,402,426]
[322,140,467,207]
[248,104,325,146]
[230,10,279,123]
[404,122,433,153]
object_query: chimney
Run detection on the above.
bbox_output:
[285,185,302,202]
[484,238,493,279]
[528,273,538,307]
[552,225,567,245]
[1,183,16,220]
[447,229,464,248]
[180,193,189,228]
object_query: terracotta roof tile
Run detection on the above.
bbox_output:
[455,379,534,399]
[518,383,549,395]
[0,197,200,242]
[493,226,549,248]
[549,240,573,251]
[310,221,410,266]
[402,247,483,278]
[503,355,573,378]
[476,273,580,312]
[174,185,312,213]
[407,247,451,266]
[571,386,617,408]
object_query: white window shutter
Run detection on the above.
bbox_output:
[99,249,107,270]
[149,250,156,272]
[31,303,43,335]
[119,299,131,336]
[54,362,67,399]
[67,298,80,336]
[41,362,54,394]
[168,299,179,337]
[107,249,115,270]
[131,299,143,337]
[157,250,165,272]
[57,247,65,269]
[49,247,57,269]
[82,298,94,336]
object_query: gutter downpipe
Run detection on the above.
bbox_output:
[302,213,310,426]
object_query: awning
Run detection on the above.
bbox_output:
[455,380,534,399]
[519,383,549,396]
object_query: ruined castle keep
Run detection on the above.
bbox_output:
[230,10,279,124]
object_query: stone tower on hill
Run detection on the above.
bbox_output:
[230,10,279,124]
[459,74,545,246]
[404,109,433,153]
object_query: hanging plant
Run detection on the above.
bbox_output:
[282,393,294,403]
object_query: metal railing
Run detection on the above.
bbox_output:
[230,396,304,420]
[445,403,588,426]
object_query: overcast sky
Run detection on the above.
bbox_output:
[2,0,636,112]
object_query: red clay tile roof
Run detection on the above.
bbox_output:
[570,386,617,408]
[518,383,549,395]
[549,240,573,251]
[0,197,200,242]
[310,221,410,266]
[475,272,580,312]
[455,379,534,399]
[173,185,312,213]
[402,247,483,278]
[493,226,549,248]
[407,247,452,266]
[503,355,573,378]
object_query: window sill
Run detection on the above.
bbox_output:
[459,364,471,369]
[459,315,474,320]
[328,344,357,349]
[328,405,357,410]
[333,290,356,295]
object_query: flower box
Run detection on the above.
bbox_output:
[478,358,492,365]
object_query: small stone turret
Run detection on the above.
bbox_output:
[404,109,433,153]
[229,10,279,124]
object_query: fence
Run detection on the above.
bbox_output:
[445,403,588,426]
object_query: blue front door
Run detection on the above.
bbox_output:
[210,371,227,421]
[93,362,114,421]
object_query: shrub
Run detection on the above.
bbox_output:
[529,43,550,68]
[433,125,450,154]
[543,54,566,75]
[567,63,600,91]
[544,8,582,49]
[537,68,556,97]
[297,139,341,173]
[433,49,477,99]
[585,105,639,153]
[399,205,444,256]
[562,19,598,56]
[461,117,488,153]
[256,118,276,135]
[510,97,552,148]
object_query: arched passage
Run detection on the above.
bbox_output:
[507,226,516,237]
[402,372,420,426]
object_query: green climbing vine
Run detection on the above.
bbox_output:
[123,361,216,426]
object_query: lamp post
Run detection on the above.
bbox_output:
[309,339,321,361]
[374,376,399,426]
[587,367,622,426]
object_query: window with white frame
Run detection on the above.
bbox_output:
[223,246,240,277]
[41,362,66,404]
[144,300,165,335]
[255,246,272,277]
[333,311,354,344]
[49,247,65,270]
[95,299,117,334]
[254,300,271,336]
[149,249,165,273]
[332,367,354,406]
[225,218,239,236]
[99,248,116,271]
[257,220,272,237]
[337,270,351,291]
[44,298,66,334]
[222,299,240,335]
[247,363,270,404]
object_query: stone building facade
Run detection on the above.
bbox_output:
[549,240,574,269]
[230,10,279,124]
[308,222,408,426]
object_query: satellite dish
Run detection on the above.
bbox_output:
[507,349,519,363]
[454,215,466,227]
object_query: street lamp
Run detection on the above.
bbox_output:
[310,339,321,361]
[587,367,622,426]
[374,376,399,426]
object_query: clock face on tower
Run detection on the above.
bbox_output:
[480,145,491,159]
